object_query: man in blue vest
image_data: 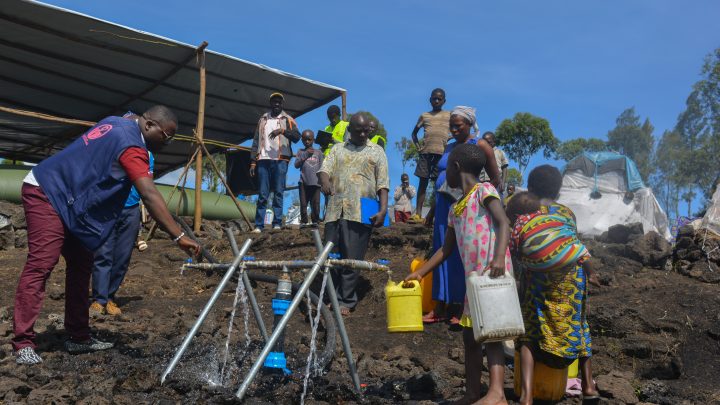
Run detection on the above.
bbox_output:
[12,105,201,365]
[90,149,154,316]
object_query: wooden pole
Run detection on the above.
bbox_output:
[197,138,254,230]
[194,41,209,233]
[146,146,199,241]
[341,91,347,121]
[0,106,95,127]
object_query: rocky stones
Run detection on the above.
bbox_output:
[677,261,720,284]
[26,381,75,403]
[0,201,27,250]
[120,367,155,392]
[0,377,31,400]
[0,228,15,250]
[605,223,644,244]
[621,338,652,358]
[638,379,672,404]
[640,356,683,380]
[673,228,720,283]
[0,201,25,229]
[626,231,672,267]
[406,371,440,397]
[675,236,694,250]
[596,371,639,404]
[448,347,463,363]
[677,225,695,238]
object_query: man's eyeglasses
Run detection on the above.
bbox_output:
[143,115,174,143]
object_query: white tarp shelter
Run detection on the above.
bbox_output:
[0,0,345,175]
[701,186,720,236]
[558,152,671,240]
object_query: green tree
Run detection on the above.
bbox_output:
[495,112,558,176]
[394,136,419,173]
[681,190,696,218]
[554,137,608,162]
[606,107,655,182]
[505,167,522,187]
[651,130,685,218]
[674,48,720,202]
[202,153,226,193]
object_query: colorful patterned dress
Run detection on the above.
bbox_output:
[511,203,592,365]
[431,138,478,304]
[447,183,513,327]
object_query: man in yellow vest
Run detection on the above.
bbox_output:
[369,118,387,149]
[322,105,349,156]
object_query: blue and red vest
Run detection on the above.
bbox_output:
[33,116,147,251]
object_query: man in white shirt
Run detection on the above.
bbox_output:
[249,93,301,232]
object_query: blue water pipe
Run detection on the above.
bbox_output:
[263,266,292,375]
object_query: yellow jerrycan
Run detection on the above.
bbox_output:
[513,351,568,401]
[410,258,436,314]
[385,279,423,332]
[568,359,579,378]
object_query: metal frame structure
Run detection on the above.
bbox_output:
[161,229,386,401]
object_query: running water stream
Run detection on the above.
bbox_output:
[220,268,249,384]
[300,270,329,404]
[240,275,251,350]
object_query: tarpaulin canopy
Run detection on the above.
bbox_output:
[701,186,720,237]
[559,152,671,239]
[563,152,645,192]
[0,0,345,175]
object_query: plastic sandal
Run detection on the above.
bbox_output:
[422,312,447,324]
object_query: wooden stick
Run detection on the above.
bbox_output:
[194,43,208,233]
[147,146,199,241]
[174,155,192,215]
[0,106,94,127]
[0,105,239,151]
[197,138,254,230]
[341,91,347,121]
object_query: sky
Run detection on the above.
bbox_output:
[41,0,720,215]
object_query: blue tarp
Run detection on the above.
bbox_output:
[564,151,646,192]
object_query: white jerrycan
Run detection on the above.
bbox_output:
[465,270,525,342]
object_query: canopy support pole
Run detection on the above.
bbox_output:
[146,147,199,241]
[196,135,254,230]
[341,91,347,120]
[194,41,209,233]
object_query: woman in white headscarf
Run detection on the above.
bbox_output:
[423,106,500,326]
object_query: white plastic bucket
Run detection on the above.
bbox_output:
[465,271,525,342]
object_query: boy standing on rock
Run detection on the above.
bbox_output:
[294,130,323,226]
[318,112,389,315]
[410,88,451,220]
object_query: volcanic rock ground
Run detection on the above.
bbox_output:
[0,215,719,404]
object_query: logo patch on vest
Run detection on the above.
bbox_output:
[82,124,113,145]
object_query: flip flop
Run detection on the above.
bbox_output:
[422,312,447,324]
[582,380,600,401]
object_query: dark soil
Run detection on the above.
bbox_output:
[0,216,719,404]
